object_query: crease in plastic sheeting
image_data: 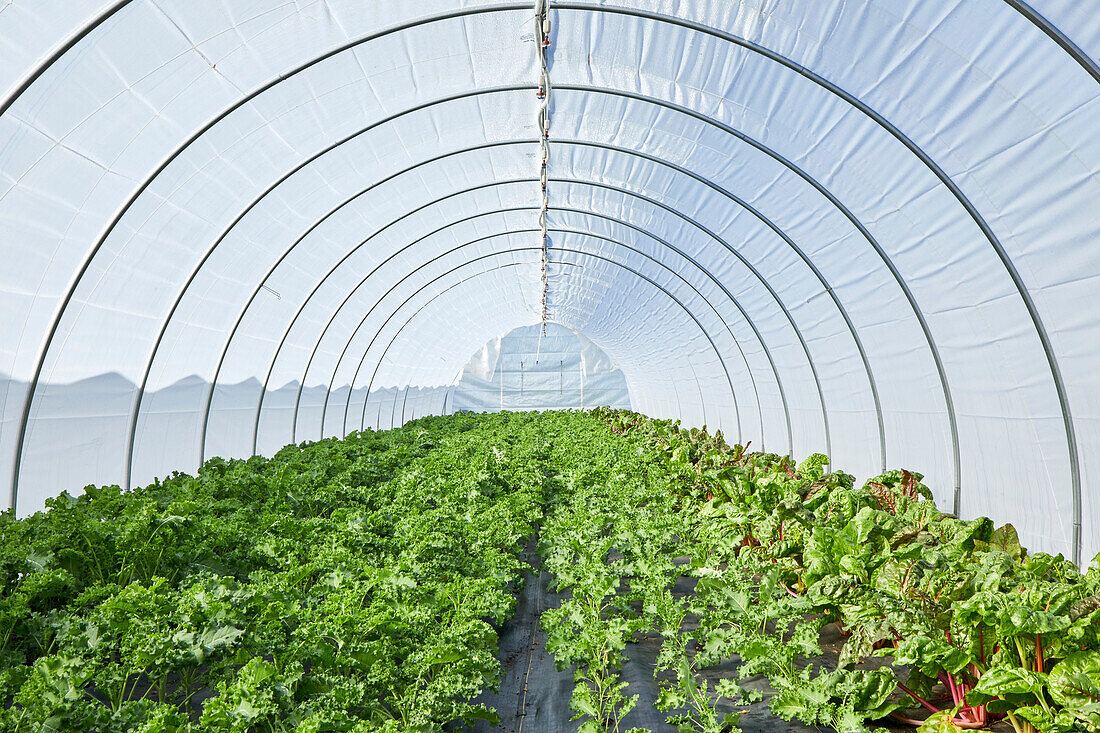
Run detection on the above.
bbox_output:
[147,0,248,95]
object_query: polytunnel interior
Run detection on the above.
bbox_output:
[0,0,1098,567]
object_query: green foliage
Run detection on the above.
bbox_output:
[590,406,1100,733]
[0,412,576,732]
[3,407,1098,733]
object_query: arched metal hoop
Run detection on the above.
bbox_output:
[346,244,741,435]
[556,0,1079,561]
[158,120,921,502]
[1001,1,1100,84]
[5,0,1093,120]
[308,224,755,446]
[276,206,757,450]
[192,130,917,479]
[270,244,735,437]
[122,82,887,486]
[191,133,887,478]
[30,86,947,517]
[190,81,951,477]
[250,169,909,457]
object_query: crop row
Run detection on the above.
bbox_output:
[2,409,1098,732]
[573,407,1100,733]
[0,412,568,732]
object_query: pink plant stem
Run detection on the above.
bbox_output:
[950,718,988,729]
[888,712,927,727]
[967,664,987,725]
[897,682,940,714]
[938,671,960,706]
[890,710,987,730]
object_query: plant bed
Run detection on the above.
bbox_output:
[2,410,1097,732]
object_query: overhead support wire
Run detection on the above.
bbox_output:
[535,0,553,329]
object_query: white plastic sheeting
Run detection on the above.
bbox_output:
[452,322,631,412]
[0,1,1098,564]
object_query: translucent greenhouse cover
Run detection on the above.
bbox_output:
[0,0,1098,565]
[452,322,631,413]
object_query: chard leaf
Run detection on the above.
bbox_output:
[1047,651,1100,726]
[1015,704,1079,733]
[1000,605,1070,636]
[966,666,1046,704]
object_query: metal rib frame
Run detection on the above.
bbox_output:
[5,3,1084,559]
[227,90,908,469]
[190,126,917,484]
[292,202,799,453]
[6,4,533,507]
[288,208,757,450]
[189,130,881,476]
[0,3,926,504]
[122,85,532,489]
[144,80,892,482]
[1001,1,1100,84]
[309,224,757,447]
[252,170,889,457]
[187,137,811,471]
[4,0,1094,122]
[556,0,1079,561]
[142,111,906,502]
[120,81,889,495]
[38,126,901,520]
[346,244,739,435]
[14,62,944,510]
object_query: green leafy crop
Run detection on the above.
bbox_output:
[2,409,1097,733]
